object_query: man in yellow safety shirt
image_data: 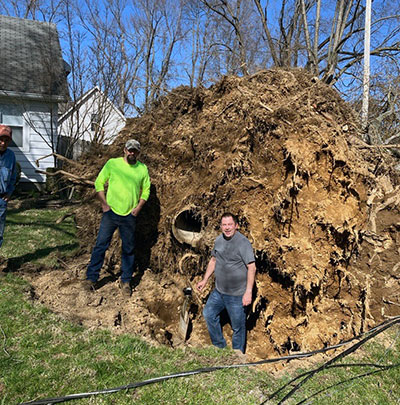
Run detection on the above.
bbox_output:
[83,139,151,297]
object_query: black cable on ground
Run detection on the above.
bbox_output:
[21,315,400,405]
[264,315,400,404]
[294,363,400,405]
[265,360,400,402]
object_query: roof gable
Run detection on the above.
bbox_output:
[0,15,69,99]
[58,86,126,123]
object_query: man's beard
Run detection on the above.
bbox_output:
[127,155,137,165]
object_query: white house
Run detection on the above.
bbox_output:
[58,86,126,159]
[0,15,69,186]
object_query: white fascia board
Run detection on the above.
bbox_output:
[0,90,67,103]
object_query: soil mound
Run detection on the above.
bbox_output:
[24,69,400,359]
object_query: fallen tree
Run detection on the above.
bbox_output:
[25,68,400,358]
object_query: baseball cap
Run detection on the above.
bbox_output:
[0,125,12,139]
[125,139,141,151]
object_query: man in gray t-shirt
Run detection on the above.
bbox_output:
[197,213,256,354]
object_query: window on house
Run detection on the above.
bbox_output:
[9,126,23,147]
[91,113,101,131]
[0,106,24,147]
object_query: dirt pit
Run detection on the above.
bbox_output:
[18,68,400,362]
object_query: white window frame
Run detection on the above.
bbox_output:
[0,105,30,152]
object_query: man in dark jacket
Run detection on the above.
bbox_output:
[0,125,17,248]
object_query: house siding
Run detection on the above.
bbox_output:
[1,98,58,184]
[0,15,69,185]
[58,88,126,159]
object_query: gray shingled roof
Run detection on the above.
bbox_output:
[0,15,69,99]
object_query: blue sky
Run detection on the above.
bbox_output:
[1,0,399,112]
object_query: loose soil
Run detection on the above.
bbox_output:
[19,69,400,362]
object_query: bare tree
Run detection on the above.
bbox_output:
[254,0,280,66]
[366,62,400,146]
[130,0,189,112]
[0,0,65,22]
[250,1,400,85]
[76,0,143,114]
[200,0,250,75]
[3,0,400,147]
[183,2,213,87]
[300,0,318,74]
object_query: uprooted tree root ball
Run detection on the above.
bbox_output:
[24,68,400,360]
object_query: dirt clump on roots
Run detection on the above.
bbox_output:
[24,68,400,360]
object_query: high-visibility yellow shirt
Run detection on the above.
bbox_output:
[94,157,151,216]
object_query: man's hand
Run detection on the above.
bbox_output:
[197,257,216,292]
[97,191,110,212]
[243,262,256,306]
[131,206,141,217]
[2,194,10,202]
[197,279,207,291]
[131,199,146,217]
[242,290,252,306]
[101,203,111,212]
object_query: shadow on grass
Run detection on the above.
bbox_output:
[6,216,77,238]
[3,242,80,272]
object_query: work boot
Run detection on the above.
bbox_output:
[120,281,131,298]
[82,279,96,292]
[233,349,247,363]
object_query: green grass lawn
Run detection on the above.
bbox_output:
[1,206,79,268]
[0,207,399,404]
[0,275,270,405]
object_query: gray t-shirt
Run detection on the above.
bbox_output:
[212,231,255,296]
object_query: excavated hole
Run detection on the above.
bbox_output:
[172,209,204,247]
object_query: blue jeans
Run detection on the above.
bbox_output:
[87,210,136,283]
[203,289,247,353]
[0,198,7,248]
